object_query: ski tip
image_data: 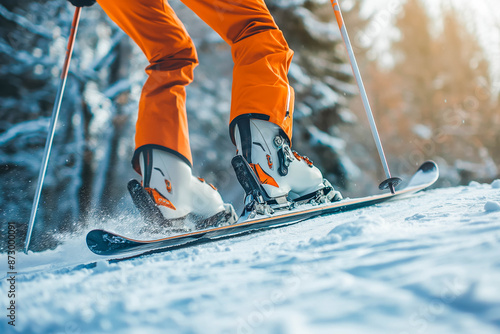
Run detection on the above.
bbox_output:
[86,229,108,254]
[406,160,439,189]
[86,229,106,240]
[419,160,438,173]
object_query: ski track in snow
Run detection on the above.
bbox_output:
[1,182,500,334]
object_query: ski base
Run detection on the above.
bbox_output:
[86,161,439,259]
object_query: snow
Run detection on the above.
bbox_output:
[413,124,433,140]
[2,181,500,333]
[0,118,50,146]
[484,201,500,212]
[307,125,346,151]
[293,7,341,44]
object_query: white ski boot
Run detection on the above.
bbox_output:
[132,148,237,231]
[234,118,342,203]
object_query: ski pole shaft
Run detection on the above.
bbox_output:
[24,7,82,254]
[330,0,399,193]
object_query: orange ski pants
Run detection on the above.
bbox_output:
[98,0,294,171]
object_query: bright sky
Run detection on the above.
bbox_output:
[352,0,500,91]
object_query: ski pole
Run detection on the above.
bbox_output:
[24,7,82,254]
[330,0,401,194]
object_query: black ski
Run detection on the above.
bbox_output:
[86,161,438,259]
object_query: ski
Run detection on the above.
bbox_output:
[86,161,438,259]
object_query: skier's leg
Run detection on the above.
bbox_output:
[98,0,235,223]
[98,0,196,169]
[182,0,341,200]
[180,0,294,141]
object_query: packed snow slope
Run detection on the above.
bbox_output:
[2,181,500,334]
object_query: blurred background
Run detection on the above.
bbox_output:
[1,0,498,251]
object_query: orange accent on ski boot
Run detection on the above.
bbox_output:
[165,179,172,193]
[146,188,176,210]
[266,154,273,169]
[197,176,217,190]
[292,151,302,161]
[250,163,279,188]
[303,157,314,167]
[293,151,313,167]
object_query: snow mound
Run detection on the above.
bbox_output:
[484,201,500,212]
[491,179,500,189]
[468,180,481,188]
[327,215,386,241]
